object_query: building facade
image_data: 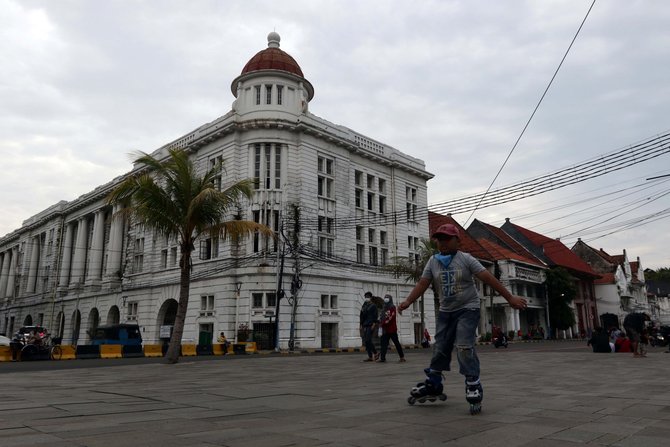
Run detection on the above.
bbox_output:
[0,33,434,349]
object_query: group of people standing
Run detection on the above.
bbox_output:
[359,291,406,363]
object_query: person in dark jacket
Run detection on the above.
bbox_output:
[587,328,611,353]
[359,292,379,362]
[623,312,650,357]
[379,294,406,363]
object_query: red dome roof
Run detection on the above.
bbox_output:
[241,47,304,77]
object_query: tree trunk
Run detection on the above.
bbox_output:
[165,249,192,364]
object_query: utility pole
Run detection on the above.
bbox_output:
[288,204,301,351]
[273,217,286,352]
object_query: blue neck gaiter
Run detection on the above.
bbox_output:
[435,253,454,269]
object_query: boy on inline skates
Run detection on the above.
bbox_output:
[398,223,527,414]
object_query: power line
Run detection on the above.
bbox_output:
[463,0,598,226]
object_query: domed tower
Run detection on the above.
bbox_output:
[231,32,314,116]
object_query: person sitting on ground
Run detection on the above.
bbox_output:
[587,328,611,353]
[614,334,632,353]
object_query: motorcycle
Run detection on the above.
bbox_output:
[649,333,665,347]
[493,334,508,348]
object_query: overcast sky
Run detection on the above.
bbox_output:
[2,0,669,269]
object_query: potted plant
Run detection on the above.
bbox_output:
[237,323,250,342]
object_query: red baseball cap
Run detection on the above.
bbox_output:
[432,223,460,239]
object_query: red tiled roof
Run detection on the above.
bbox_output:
[474,220,543,265]
[242,47,304,77]
[428,212,493,262]
[507,222,598,277]
[594,272,616,284]
[477,238,544,267]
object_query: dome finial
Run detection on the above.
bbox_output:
[267,31,280,48]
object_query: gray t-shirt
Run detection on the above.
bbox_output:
[422,251,486,312]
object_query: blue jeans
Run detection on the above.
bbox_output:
[362,325,377,358]
[429,308,480,379]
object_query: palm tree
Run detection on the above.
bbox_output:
[386,238,437,331]
[107,148,271,363]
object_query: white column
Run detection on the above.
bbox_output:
[26,235,40,293]
[6,247,17,298]
[0,251,9,297]
[70,218,89,286]
[86,210,105,285]
[58,223,74,290]
[514,309,521,332]
[504,306,514,332]
[105,205,124,279]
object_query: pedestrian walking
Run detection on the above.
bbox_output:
[360,291,379,362]
[379,294,406,363]
[398,223,527,414]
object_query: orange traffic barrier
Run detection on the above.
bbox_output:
[0,346,12,362]
[100,344,123,359]
[180,344,197,356]
[59,345,77,360]
[143,344,163,357]
[212,344,228,355]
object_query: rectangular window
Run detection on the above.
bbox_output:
[367,174,375,189]
[319,236,334,257]
[367,192,375,211]
[369,247,378,266]
[160,249,168,269]
[252,293,263,308]
[253,210,260,253]
[199,239,213,260]
[406,186,417,221]
[252,292,276,308]
[275,148,281,189]
[317,155,334,198]
[170,247,178,266]
[354,170,363,186]
[380,231,387,246]
[356,244,365,263]
[254,144,261,189]
[265,145,271,189]
[356,226,363,241]
[133,238,144,273]
[255,85,261,105]
[277,85,283,105]
[318,176,333,198]
[321,294,338,309]
[368,229,375,244]
[381,248,388,266]
[265,84,272,104]
[253,143,281,190]
[200,295,214,312]
[209,156,222,191]
[378,178,386,194]
[379,196,386,214]
[127,302,138,321]
[355,189,362,208]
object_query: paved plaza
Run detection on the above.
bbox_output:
[1,341,669,446]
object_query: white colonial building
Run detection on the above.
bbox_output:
[0,32,434,350]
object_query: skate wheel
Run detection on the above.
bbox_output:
[407,396,416,405]
[469,403,482,415]
[439,394,447,401]
[418,397,427,403]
